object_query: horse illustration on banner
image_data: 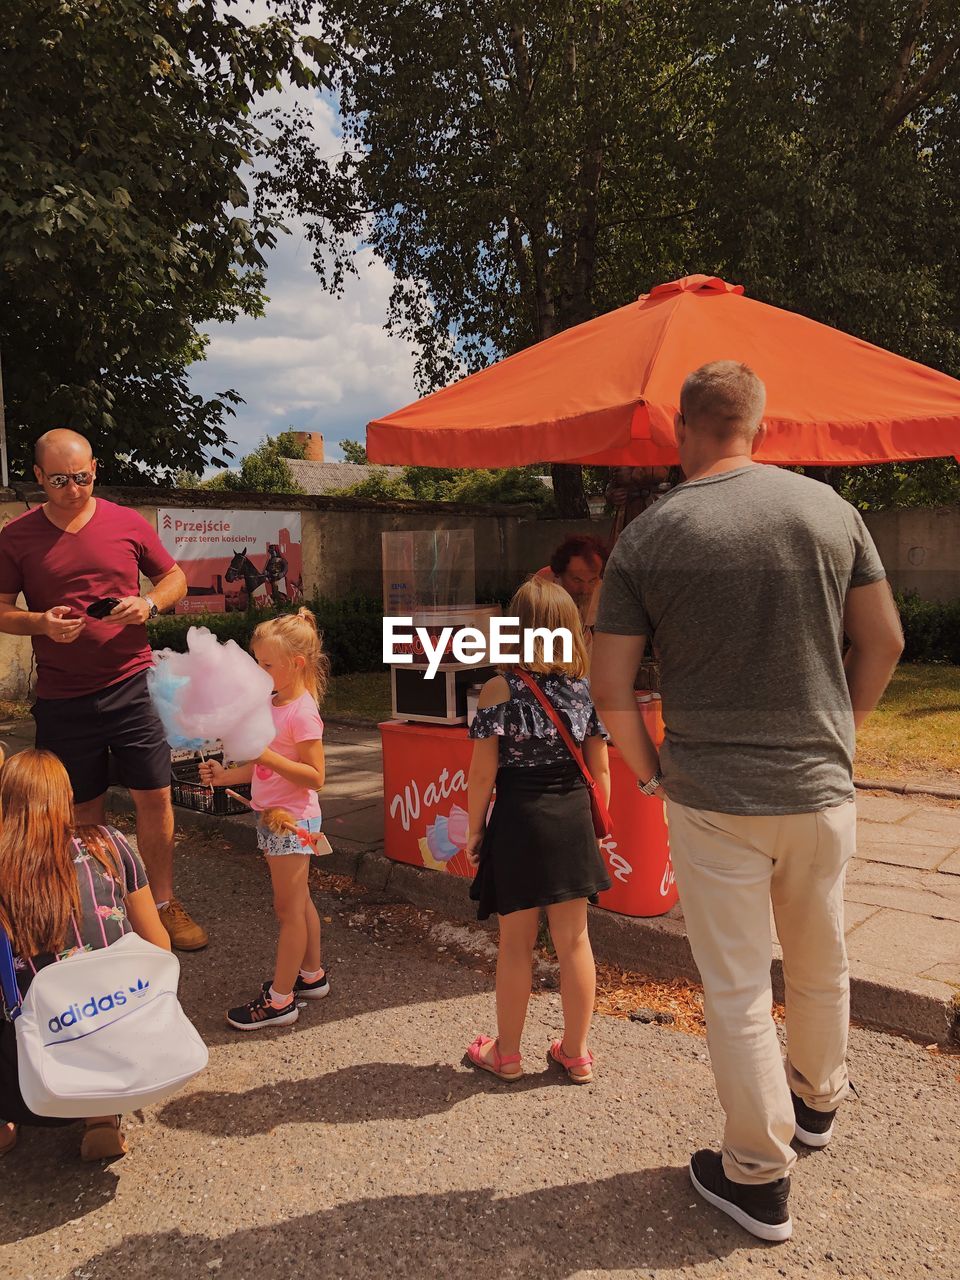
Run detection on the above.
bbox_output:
[225,544,290,606]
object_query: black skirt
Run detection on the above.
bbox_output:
[470,761,611,920]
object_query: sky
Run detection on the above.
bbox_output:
[186,10,420,466]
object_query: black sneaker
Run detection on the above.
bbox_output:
[689,1149,792,1242]
[294,970,330,1000]
[227,990,299,1031]
[792,1091,836,1148]
[262,973,330,1002]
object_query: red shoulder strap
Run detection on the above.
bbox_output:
[514,669,596,786]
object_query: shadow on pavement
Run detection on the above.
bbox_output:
[158,1059,559,1135]
[0,1138,120,1241]
[62,1169,757,1278]
[183,957,487,1049]
[171,841,489,1046]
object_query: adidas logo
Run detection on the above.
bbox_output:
[47,978,152,1032]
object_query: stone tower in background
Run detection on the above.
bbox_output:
[291,431,325,462]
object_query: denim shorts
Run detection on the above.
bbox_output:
[256,814,323,858]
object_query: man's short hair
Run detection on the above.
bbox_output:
[550,533,609,577]
[679,361,766,439]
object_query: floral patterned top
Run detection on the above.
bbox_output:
[12,826,147,998]
[469,669,605,769]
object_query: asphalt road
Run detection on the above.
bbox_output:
[2,832,958,1280]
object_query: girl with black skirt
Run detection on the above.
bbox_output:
[465,577,611,1084]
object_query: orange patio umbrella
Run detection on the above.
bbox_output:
[366,275,960,468]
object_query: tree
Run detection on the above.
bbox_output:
[270,1,960,514]
[339,438,368,464]
[266,0,702,515]
[691,1,960,377]
[201,431,306,493]
[0,0,331,482]
[695,0,960,508]
[833,459,960,511]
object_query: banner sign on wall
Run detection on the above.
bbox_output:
[158,509,303,614]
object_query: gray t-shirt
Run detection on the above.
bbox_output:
[595,465,887,815]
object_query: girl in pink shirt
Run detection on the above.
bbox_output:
[201,609,330,1030]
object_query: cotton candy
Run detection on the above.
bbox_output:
[148,626,275,762]
[425,814,459,863]
[446,803,469,847]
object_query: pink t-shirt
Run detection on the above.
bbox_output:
[251,692,324,821]
[0,499,175,699]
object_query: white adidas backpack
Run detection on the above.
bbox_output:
[1,931,208,1118]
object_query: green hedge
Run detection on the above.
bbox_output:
[895,592,960,665]
[147,589,960,672]
[148,596,384,676]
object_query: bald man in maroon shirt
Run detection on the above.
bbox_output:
[0,429,206,951]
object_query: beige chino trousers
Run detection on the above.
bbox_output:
[666,798,857,1184]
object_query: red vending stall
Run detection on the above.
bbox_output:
[597,697,677,916]
[380,695,677,918]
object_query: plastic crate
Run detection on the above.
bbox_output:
[170,759,251,816]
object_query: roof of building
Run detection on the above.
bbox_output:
[284,459,406,494]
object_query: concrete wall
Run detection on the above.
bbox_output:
[302,506,595,600]
[1,484,952,701]
[862,506,960,603]
[0,486,596,700]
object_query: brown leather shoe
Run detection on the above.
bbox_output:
[158,898,208,951]
[81,1117,127,1162]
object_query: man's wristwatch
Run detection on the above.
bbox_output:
[637,769,663,796]
[144,595,159,620]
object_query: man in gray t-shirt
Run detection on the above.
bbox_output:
[592,360,904,1243]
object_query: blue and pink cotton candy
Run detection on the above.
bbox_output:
[147,626,275,762]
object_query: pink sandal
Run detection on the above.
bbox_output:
[549,1039,595,1084]
[466,1034,522,1082]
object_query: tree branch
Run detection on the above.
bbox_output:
[878,19,960,141]
[881,0,929,119]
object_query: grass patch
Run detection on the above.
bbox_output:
[4,663,956,783]
[291,664,960,777]
[324,671,391,725]
[856,664,960,782]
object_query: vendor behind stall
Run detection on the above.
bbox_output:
[535,534,608,651]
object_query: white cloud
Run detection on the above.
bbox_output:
[187,18,419,463]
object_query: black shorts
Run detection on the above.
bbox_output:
[32,671,171,804]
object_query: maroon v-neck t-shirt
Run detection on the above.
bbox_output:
[0,499,175,699]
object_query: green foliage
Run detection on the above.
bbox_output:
[833,460,960,512]
[339,438,368,464]
[0,0,332,482]
[896,592,960,665]
[268,1,960,515]
[331,464,555,508]
[266,0,703,514]
[148,595,384,676]
[202,431,306,493]
[691,1,960,381]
